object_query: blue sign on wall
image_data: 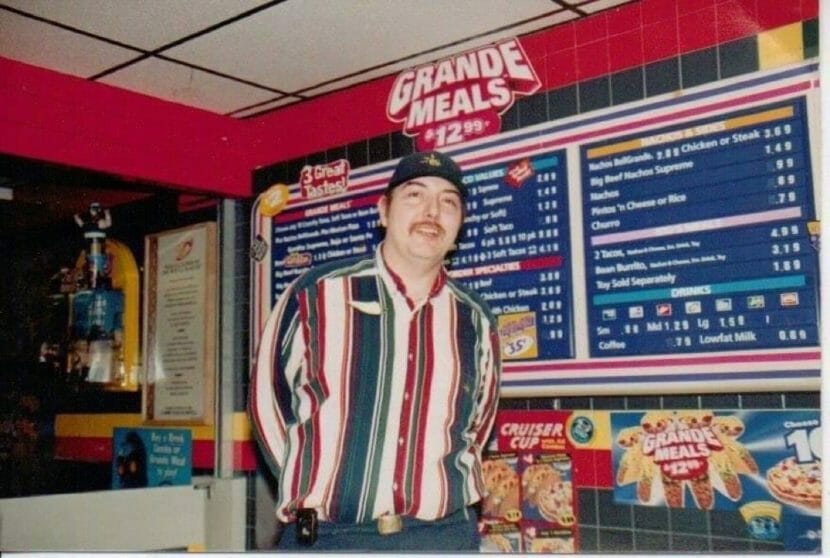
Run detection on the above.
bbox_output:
[268,152,575,361]
[112,427,192,489]
[581,99,818,357]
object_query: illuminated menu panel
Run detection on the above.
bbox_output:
[449,153,573,360]
[270,195,381,297]
[581,99,819,357]
[269,151,574,360]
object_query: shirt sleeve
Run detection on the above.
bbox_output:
[471,313,502,451]
[249,281,305,476]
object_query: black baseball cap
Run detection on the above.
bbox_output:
[387,151,467,198]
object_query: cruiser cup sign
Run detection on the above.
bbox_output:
[387,38,541,150]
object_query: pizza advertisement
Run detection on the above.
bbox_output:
[480,452,578,553]
[481,409,596,553]
[610,409,821,549]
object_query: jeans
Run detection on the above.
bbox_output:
[275,507,479,552]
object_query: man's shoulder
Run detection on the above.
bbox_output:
[292,254,376,291]
[446,275,496,318]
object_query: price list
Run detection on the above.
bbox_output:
[581,99,819,357]
[268,151,574,361]
[269,194,381,298]
[448,152,573,360]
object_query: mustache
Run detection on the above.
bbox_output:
[409,220,445,235]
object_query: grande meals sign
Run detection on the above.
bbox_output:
[387,38,541,150]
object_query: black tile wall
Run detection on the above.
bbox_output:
[578,488,598,525]
[500,103,520,133]
[719,36,759,78]
[634,531,670,551]
[591,396,626,410]
[346,140,368,168]
[671,533,711,551]
[528,397,556,409]
[597,490,632,527]
[625,395,661,410]
[610,66,645,105]
[579,525,599,551]
[497,397,528,410]
[547,85,578,120]
[672,507,710,534]
[325,145,346,162]
[517,91,549,127]
[558,395,591,409]
[803,19,819,58]
[661,394,701,409]
[740,392,784,409]
[305,151,326,166]
[368,135,390,163]
[578,75,611,112]
[700,393,740,409]
[784,391,820,408]
[390,131,414,158]
[633,505,670,531]
[598,527,634,551]
[681,47,719,88]
[645,58,680,96]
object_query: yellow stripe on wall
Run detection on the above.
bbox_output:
[758,22,804,70]
[55,412,252,440]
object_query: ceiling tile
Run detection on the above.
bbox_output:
[296,10,578,98]
[98,57,278,115]
[0,9,139,78]
[1,0,272,50]
[164,0,559,93]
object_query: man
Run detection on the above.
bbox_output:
[250,151,501,551]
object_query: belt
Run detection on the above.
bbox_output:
[292,507,471,546]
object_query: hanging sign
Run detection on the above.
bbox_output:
[387,38,541,150]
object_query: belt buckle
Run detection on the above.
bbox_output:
[377,514,403,535]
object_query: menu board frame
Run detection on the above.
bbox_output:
[143,222,217,425]
[250,61,821,398]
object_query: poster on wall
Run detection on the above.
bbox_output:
[251,62,821,396]
[112,427,192,489]
[143,223,217,425]
[610,409,821,549]
[478,409,608,553]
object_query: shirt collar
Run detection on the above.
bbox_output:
[376,243,448,309]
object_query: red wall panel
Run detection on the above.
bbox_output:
[0,57,250,196]
[0,3,815,196]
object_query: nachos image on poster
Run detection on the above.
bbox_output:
[610,410,821,514]
[613,410,756,509]
[613,411,743,508]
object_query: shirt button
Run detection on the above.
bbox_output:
[398,437,404,445]
[404,392,410,400]
[393,483,399,491]
[408,353,414,361]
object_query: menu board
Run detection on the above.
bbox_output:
[581,100,819,357]
[264,152,573,361]
[450,154,573,360]
[252,62,821,395]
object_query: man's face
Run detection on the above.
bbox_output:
[378,176,464,270]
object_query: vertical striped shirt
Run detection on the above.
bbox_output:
[250,247,501,523]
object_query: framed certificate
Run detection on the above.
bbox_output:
[142,222,216,425]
